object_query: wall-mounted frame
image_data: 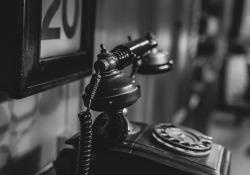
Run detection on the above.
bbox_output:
[0,0,95,99]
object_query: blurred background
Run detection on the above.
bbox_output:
[1,0,250,174]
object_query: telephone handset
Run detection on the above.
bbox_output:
[54,33,231,175]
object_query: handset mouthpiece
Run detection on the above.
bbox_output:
[94,33,158,72]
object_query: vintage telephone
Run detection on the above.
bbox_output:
[54,33,231,175]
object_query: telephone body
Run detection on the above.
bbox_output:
[54,34,231,175]
[55,121,231,175]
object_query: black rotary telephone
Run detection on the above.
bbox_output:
[54,33,231,175]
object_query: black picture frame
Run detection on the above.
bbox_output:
[0,0,95,99]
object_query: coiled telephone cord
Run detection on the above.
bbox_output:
[76,72,101,175]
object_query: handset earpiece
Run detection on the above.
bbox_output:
[137,48,174,75]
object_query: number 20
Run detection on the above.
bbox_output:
[41,0,80,40]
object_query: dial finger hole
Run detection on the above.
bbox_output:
[198,144,207,148]
[202,140,212,145]
[160,133,169,137]
[169,138,179,143]
[156,128,165,133]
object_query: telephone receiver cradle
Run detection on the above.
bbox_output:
[54,34,231,175]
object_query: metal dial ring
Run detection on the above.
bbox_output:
[152,123,212,157]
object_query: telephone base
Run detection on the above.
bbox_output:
[55,122,231,175]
